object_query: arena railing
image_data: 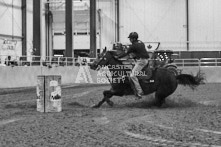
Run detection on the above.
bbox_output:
[0,55,98,67]
[174,58,221,67]
[1,55,221,67]
[200,58,221,66]
[174,59,200,67]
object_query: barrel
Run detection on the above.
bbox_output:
[36,75,62,112]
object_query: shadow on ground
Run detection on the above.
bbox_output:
[4,103,36,110]
[123,97,198,109]
[67,102,88,108]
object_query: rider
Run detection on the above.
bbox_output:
[117,32,149,99]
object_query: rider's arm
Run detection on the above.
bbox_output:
[117,45,134,59]
[117,52,127,58]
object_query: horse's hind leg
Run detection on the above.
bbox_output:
[155,91,167,107]
[103,90,114,107]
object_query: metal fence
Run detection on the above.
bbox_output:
[174,58,221,67]
[1,55,221,67]
[0,55,96,67]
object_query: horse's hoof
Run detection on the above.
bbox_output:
[107,101,114,107]
[91,104,100,108]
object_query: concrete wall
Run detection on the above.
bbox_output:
[0,66,220,88]
[0,66,78,88]
[0,66,109,88]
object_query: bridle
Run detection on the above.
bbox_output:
[94,52,108,70]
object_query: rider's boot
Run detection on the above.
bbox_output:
[129,76,144,100]
[135,91,143,100]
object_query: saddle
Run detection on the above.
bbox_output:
[122,61,155,83]
[137,64,155,83]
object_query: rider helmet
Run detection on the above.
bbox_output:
[128,32,138,39]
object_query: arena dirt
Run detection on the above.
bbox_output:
[0,83,220,147]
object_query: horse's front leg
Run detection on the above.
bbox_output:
[92,99,106,108]
[92,90,114,108]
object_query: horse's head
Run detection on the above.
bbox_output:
[90,48,121,70]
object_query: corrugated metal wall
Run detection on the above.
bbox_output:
[120,0,186,43]
[0,0,22,36]
[119,0,221,51]
[26,0,33,59]
[97,0,116,50]
[0,0,22,58]
[1,0,221,57]
[189,0,221,51]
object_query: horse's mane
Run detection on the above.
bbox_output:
[107,51,123,64]
[107,50,118,56]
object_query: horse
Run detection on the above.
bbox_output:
[90,49,205,108]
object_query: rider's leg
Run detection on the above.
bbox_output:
[130,59,148,98]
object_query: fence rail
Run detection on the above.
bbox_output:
[0,55,97,67]
[1,55,221,67]
[174,59,200,67]
[174,58,221,67]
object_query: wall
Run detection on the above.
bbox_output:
[1,0,221,58]
[53,35,100,50]
[97,0,116,50]
[0,66,106,88]
[26,0,34,59]
[52,0,116,51]
[0,0,22,37]
[119,0,186,47]
[0,0,22,60]
[177,51,221,59]
[0,66,220,89]
[119,0,221,51]
[189,0,221,51]
[0,0,47,61]
[0,66,77,88]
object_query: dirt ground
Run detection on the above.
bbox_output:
[0,83,221,147]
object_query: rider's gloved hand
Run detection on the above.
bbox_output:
[114,56,120,59]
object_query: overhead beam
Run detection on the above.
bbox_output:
[115,0,119,42]
[186,0,189,51]
[0,34,23,39]
[33,0,41,56]
[22,0,26,56]
[45,0,53,57]
[90,0,96,58]
[65,0,73,57]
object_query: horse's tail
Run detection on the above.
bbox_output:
[176,70,205,90]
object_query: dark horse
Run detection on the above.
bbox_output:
[90,49,204,108]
